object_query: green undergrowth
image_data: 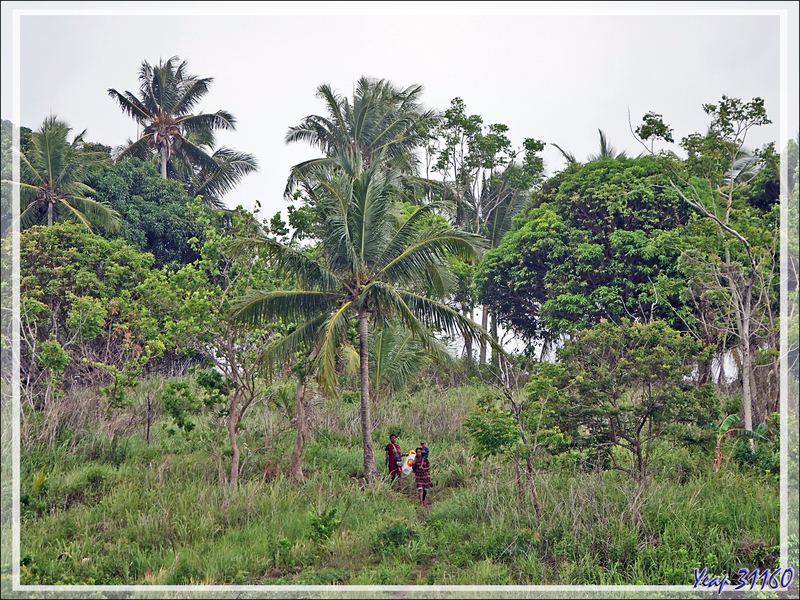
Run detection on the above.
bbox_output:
[10,375,784,588]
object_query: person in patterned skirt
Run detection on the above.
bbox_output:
[412,447,431,506]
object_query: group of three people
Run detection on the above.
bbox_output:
[385,434,431,506]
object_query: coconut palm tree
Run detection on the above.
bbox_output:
[6,116,119,232]
[233,156,496,483]
[284,77,438,196]
[108,56,238,181]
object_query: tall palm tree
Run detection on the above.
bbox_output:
[6,116,119,232]
[108,56,238,181]
[284,77,438,196]
[233,157,496,482]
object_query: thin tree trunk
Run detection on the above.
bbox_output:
[490,312,499,369]
[741,299,755,432]
[479,305,489,365]
[146,393,151,446]
[228,390,241,489]
[289,379,308,482]
[289,345,319,482]
[514,457,525,501]
[462,303,473,367]
[524,450,543,519]
[47,201,53,227]
[727,250,755,433]
[359,309,378,483]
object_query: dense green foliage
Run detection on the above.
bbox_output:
[2,64,793,591]
[478,156,688,343]
[16,223,166,416]
[538,319,720,480]
[90,158,207,267]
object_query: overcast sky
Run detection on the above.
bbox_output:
[2,1,798,221]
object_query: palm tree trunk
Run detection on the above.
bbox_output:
[161,145,169,179]
[47,201,53,227]
[359,308,379,483]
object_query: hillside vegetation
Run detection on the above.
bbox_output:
[1,61,797,595]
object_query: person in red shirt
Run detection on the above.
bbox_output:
[385,434,402,487]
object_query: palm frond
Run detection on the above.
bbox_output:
[18,201,45,229]
[172,77,214,116]
[233,235,341,291]
[360,282,459,365]
[188,146,258,202]
[396,289,502,355]
[172,134,219,174]
[62,195,121,233]
[370,326,447,399]
[178,111,236,135]
[551,142,576,166]
[116,134,155,161]
[259,312,329,375]
[107,89,152,123]
[377,227,483,286]
[314,301,354,398]
[284,156,336,198]
[231,289,340,326]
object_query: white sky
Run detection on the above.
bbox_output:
[2,1,798,220]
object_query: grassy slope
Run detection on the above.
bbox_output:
[5,375,783,588]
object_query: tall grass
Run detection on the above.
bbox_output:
[8,371,784,589]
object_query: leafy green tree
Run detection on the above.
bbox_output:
[91,158,207,267]
[233,157,495,483]
[142,202,280,488]
[17,223,160,415]
[636,96,779,430]
[478,156,687,348]
[539,319,718,481]
[463,370,557,517]
[425,98,545,363]
[4,117,119,231]
[108,56,256,207]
